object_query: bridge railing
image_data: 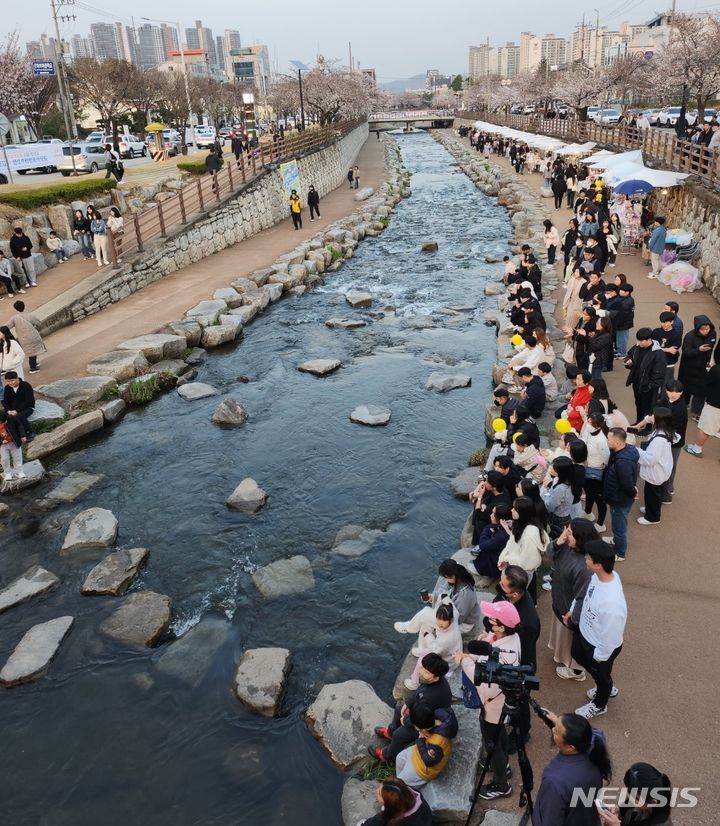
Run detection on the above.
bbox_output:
[368,110,453,121]
[457,110,720,191]
[108,118,365,266]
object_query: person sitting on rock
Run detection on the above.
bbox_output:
[460,502,512,582]
[511,432,547,483]
[394,703,458,789]
[538,362,559,403]
[403,603,462,691]
[518,366,547,418]
[1,371,34,446]
[468,470,512,544]
[368,653,452,764]
[358,776,432,826]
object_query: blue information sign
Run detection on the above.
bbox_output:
[32,60,56,77]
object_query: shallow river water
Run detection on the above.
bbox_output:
[0,133,511,825]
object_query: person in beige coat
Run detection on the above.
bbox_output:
[8,300,46,374]
[0,326,26,381]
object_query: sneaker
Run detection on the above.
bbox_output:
[661,498,672,505]
[411,647,422,657]
[556,666,586,681]
[542,573,553,582]
[575,701,607,719]
[584,511,597,522]
[684,444,703,457]
[647,273,657,279]
[595,523,606,532]
[19,288,27,294]
[15,470,26,479]
[404,678,419,691]
[477,782,512,800]
[393,621,410,634]
[614,554,625,562]
[542,581,552,591]
[374,726,391,741]
[30,282,38,287]
[29,369,40,374]
[367,745,386,761]
[8,293,14,298]
[587,685,619,701]
[637,517,660,525]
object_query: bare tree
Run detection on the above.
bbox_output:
[156,73,200,150]
[68,57,141,145]
[600,53,657,114]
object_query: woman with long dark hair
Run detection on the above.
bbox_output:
[597,762,673,826]
[497,496,548,598]
[359,776,432,825]
[534,710,612,825]
[636,407,675,526]
[516,477,549,525]
[546,518,596,681]
[0,326,26,381]
[588,316,614,380]
[581,411,610,530]
[561,218,580,268]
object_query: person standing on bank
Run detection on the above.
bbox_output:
[0,326,26,381]
[544,220,560,265]
[307,185,321,221]
[9,301,46,375]
[9,227,37,288]
[289,190,303,230]
[107,207,124,264]
[572,540,627,719]
[72,209,94,260]
[634,407,675,526]
[678,314,718,419]
[647,216,667,278]
[624,328,667,422]
[353,164,360,189]
[89,209,111,268]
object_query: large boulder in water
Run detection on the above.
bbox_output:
[345,290,373,309]
[156,617,231,688]
[350,405,391,426]
[298,358,341,377]
[60,507,118,554]
[0,616,74,687]
[426,372,472,392]
[226,478,267,513]
[233,647,291,717]
[252,555,314,598]
[99,591,172,647]
[305,680,393,768]
[81,548,149,596]
[211,398,248,427]
[450,467,481,499]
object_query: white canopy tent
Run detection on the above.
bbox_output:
[607,162,688,188]
[555,141,597,156]
[586,149,644,169]
[471,120,567,152]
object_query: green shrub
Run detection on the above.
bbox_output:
[358,760,396,781]
[177,157,222,174]
[156,371,177,391]
[0,178,117,209]
[122,375,161,405]
[327,243,343,262]
[377,216,390,228]
[468,447,488,467]
[30,416,68,435]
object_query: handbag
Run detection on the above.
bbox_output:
[562,342,575,364]
[585,466,604,480]
[461,669,481,709]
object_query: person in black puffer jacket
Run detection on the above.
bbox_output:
[678,314,718,417]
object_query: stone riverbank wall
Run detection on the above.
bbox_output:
[38,123,369,335]
[648,182,720,304]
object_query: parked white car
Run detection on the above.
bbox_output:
[657,106,684,127]
[589,108,621,125]
[58,142,107,175]
[117,135,147,159]
[195,128,224,149]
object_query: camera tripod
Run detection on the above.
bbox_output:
[465,691,552,826]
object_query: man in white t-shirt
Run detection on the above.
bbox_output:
[570,539,627,719]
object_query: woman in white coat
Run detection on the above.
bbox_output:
[580,411,611,530]
[0,326,26,381]
[497,496,548,601]
[403,603,463,690]
[636,406,675,527]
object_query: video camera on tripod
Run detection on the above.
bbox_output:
[469,640,540,694]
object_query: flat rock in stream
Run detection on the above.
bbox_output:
[349,405,391,426]
[233,647,291,717]
[331,524,384,558]
[0,460,46,495]
[325,318,367,329]
[81,548,149,595]
[344,290,373,309]
[252,555,314,598]
[47,471,103,503]
[60,507,118,554]
[0,616,74,687]
[156,616,231,687]
[177,382,219,400]
[0,566,60,614]
[226,478,267,513]
[298,358,341,376]
[99,591,172,647]
[305,680,392,768]
[426,372,472,392]
[25,410,105,462]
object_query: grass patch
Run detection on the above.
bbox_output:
[358,760,396,781]
[121,371,178,405]
[100,385,120,401]
[177,157,223,174]
[468,447,488,467]
[327,243,343,262]
[30,416,68,435]
[377,216,390,228]
[0,178,117,209]
[180,346,193,360]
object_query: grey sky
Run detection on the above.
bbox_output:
[11,0,713,80]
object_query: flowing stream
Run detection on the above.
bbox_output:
[0,133,511,826]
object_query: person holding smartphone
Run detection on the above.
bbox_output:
[595,762,673,826]
[678,314,718,419]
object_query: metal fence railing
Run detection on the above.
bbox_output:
[108,118,365,266]
[458,111,720,191]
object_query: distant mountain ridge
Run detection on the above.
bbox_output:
[379,74,428,92]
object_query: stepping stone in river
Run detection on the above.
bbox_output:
[47,471,103,503]
[331,524,384,558]
[0,616,74,687]
[344,290,373,309]
[60,507,118,555]
[81,548,149,596]
[426,372,472,392]
[226,478,267,513]
[325,318,367,329]
[211,398,248,427]
[298,358,341,377]
[305,680,392,768]
[349,405,391,426]
[233,647,291,718]
[156,616,231,688]
[0,566,60,614]
[99,591,172,647]
[177,382,219,400]
[0,460,46,495]
[252,555,314,598]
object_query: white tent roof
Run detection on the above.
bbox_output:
[471,120,567,152]
[588,149,644,170]
[608,162,688,188]
[555,141,597,156]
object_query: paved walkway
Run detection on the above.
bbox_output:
[474,148,718,826]
[4,135,385,384]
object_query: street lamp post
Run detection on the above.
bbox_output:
[290,61,309,131]
[142,17,195,150]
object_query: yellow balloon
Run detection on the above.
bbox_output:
[492,418,507,433]
[511,334,524,346]
[555,419,572,434]
[512,431,522,443]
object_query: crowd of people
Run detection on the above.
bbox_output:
[356,128,714,826]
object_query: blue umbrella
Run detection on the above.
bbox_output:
[613,179,654,195]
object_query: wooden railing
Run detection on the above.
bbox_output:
[457,111,720,192]
[108,119,365,266]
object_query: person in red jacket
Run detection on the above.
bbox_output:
[555,370,592,432]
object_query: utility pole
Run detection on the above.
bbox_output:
[348,41,353,73]
[580,14,585,64]
[298,68,306,131]
[50,0,78,173]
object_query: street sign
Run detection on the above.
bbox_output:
[0,113,10,137]
[32,60,56,77]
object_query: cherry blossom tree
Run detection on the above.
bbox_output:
[300,56,372,126]
[553,62,604,121]
[599,53,657,114]
[0,33,35,121]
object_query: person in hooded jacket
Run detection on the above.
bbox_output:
[678,314,718,418]
[624,328,667,421]
[603,428,639,561]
